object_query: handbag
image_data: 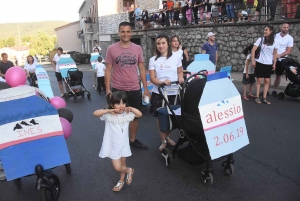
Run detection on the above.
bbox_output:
[254,37,263,59]
[156,88,180,132]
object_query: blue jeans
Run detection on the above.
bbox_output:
[226,4,235,20]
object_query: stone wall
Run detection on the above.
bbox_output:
[130,20,300,71]
[99,13,129,34]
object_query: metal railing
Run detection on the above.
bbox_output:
[129,1,299,29]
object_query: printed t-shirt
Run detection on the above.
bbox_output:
[105,42,144,91]
[149,54,182,95]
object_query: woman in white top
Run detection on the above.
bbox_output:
[149,34,184,151]
[251,24,278,105]
[92,48,100,90]
[24,55,37,86]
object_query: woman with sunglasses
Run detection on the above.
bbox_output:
[149,35,184,151]
[251,24,278,105]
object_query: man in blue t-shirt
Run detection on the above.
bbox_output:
[202,32,218,66]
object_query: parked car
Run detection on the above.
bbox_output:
[64,51,91,64]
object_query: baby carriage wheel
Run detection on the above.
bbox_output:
[222,162,234,176]
[41,174,60,201]
[161,148,173,168]
[201,171,213,186]
[73,96,77,103]
[13,178,22,190]
[65,163,72,174]
[87,93,91,100]
[278,92,285,100]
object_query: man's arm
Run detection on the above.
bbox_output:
[278,47,292,58]
[138,62,150,97]
[51,58,56,71]
[105,63,112,95]
[216,51,218,66]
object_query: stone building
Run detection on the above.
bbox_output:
[78,0,161,54]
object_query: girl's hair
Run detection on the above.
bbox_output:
[264,24,275,46]
[155,34,172,61]
[27,55,34,64]
[170,35,180,50]
[243,44,254,56]
[94,48,100,52]
[107,91,127,109]
[97,56,102,62]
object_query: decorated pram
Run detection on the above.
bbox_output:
[58,54,91,102]
[157,55,249,186]
[0,86,72,201]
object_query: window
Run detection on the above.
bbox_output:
[123,0,134,12]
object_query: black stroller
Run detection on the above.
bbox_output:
[277,58,300,100]
[158,71,234,186]
[63,68,91,102]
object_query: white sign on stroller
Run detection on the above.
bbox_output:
[199,72,249,160]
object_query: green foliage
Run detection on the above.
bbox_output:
[0,40,5,48]
[5,37,15,47]
[0,21,68,41]
[22,31,56,56]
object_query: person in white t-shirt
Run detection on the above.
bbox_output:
[24,55,37,86]
[93,42,102,53]
[242,44,256,100]
[94,56,106,94]
[251,24,278,105]
[170,35,183,61]
[149,34,184,151]
[272,23,294,97]
[51,47,65,97]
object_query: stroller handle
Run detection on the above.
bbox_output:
[158,81,179,94]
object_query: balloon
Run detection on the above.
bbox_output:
[0,81,11,90]
[50,96,66,109]
[58,107,73,123]
[5,66,27,87]
[60,117,72,139]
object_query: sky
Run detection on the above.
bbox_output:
[0,0,84,23]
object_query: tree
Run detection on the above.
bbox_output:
[29,48,37,56]
[5,37,15,47]
[28,31,55,55]
[0,40,5,48]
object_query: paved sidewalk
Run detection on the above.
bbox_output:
[231,71,289,90]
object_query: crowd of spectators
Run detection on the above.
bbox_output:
[129,0,300,29]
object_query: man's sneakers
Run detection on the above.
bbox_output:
[272,90,278,97]
[130,139,147,149]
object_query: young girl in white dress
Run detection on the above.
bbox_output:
[93,91,142,192]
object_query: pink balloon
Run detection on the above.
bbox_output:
[50,96,66,109]
[60,117,72,139]
[5,66,27,87]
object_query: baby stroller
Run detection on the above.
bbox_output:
[277,58,300,100]
[158,71,234,186]
[63,68,91,102]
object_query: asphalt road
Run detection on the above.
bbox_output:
[0,64,300,201]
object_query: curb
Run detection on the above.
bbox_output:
[232,80,287,91]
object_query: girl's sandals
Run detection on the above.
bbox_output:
[242,96,249,100]
[159,140,167,151]
[126,168,134,185]
[248,94,256,98]
[262,99,271,105]
[166,136,176,146]
[255,98,261,104]
[112,181,124,192]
